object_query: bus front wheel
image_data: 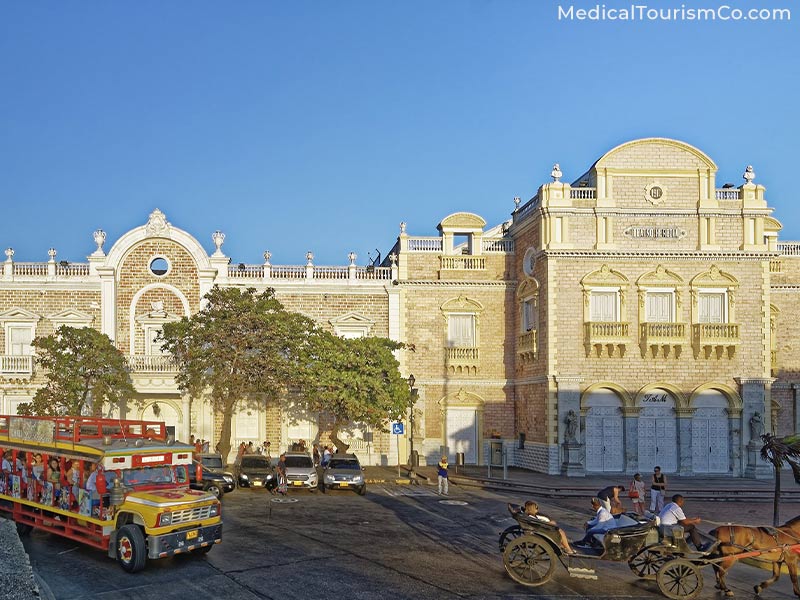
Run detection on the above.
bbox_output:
[116,525,147,573]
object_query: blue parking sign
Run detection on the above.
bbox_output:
[392,422,404,435]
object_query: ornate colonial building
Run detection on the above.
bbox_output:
[1,137,797,477]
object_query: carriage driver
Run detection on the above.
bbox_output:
[658,494,704,549]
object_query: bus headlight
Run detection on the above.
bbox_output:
[209,503,220,517]
[158,512,173,526]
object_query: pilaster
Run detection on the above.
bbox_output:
[555,375,583,476]
[674,407,696,476]
[621,406,641,473]
[736,377,774,479]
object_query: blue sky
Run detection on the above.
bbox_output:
[1,1,797,265]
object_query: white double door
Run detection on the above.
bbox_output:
[446,408,478,464]
[585,406,624,472]
[638,405,677,473]
[692,407,729,473]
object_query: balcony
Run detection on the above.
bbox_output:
[126,354,178,373]
[584,322,629,357]
[692,323,740,358]
[639,322,687,358]
[0,355,33,376]
[440,256,486,271]
[517,330,538,361]
[445,346,479,375]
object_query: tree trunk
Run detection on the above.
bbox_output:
[774,462,782,527]
[218,400,235,465]
[329,419,350,454]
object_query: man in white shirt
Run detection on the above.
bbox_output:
[659,494,703,548]
[577,497,615,546]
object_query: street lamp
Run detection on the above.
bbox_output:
[408,374,416,479]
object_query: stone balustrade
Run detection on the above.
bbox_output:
[440,256,486,270]
[715,189,742,200]
[407,237,443,252]
[0,355,33,375]
[482,238,514,252]
[569,188,596,199]
[692,323,740,343]
[126,354,178,373]
[778,242,800,256]
[225,264,393,281]
[585,321,629,341]
[445,346,479,361]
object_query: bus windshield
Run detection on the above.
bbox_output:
[121,466,176,487]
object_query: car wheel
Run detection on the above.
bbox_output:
[204,484,222,499]
[116,524,147,573]
[357,485,367,496]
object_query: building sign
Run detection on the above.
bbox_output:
[623,226,687,240]
[9,417,54,444]
[642,393,669,403]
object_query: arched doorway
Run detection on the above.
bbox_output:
[141,400,181,439]
[637,389,677,473]
[691,390,729,473]
[584,389,624,472]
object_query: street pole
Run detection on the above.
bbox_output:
[396,430,401,478]
[408,374,416,480]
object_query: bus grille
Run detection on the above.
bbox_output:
[171,505,213,524]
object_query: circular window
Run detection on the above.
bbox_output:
[149,257,170,277]
[523,248,537,277]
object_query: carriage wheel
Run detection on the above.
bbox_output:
[629,547,671,579]
[503,535,557,587]
[656,558,704,600]
[498,525,523,552]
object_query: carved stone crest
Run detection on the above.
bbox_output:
[146,209,170,237]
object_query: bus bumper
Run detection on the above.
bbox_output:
[147,522,223,559]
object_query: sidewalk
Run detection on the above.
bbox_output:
[375,464,800,501]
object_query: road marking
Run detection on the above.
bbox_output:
[439,499,468,506]
[271,497,299,503]
[378,485,439,497]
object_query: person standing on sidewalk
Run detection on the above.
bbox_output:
[630,473,646,515]
[437,456,449,495]
[650,466,667,513]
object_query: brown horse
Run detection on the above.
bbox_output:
[710,515,800,597]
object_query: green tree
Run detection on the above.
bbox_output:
[160,286,315,461]
[18,326,136,416]
[760,432,800,526]
[296,330,410,453]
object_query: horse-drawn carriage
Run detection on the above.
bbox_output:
[501,504,800,600]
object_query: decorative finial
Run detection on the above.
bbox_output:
[306,251,314,266]
[5,248,14,262]
[92,229,106,252]
[550,164,563,183]
[211,231,225,256]
[263,250,272,265]
[399,221,407,235]
[48,248,57,262]
[145,209,170,237]
[514,196,521,209]
[743,165,755,184]
[348,252,357,266]
[389,253,397,265]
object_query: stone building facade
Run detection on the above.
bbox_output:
[0,137,796,477]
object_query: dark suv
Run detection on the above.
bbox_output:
[321,454,366,495]
[187,460,235,498]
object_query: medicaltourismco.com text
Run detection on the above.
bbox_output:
[557,4,791,22]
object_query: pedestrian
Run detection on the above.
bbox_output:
[194,439,202,455]
[629,473,646,515]
[597,484,625,514]
[650,466,667,513]
[312,444,321,467]
[522,501,575,554]
[202,439,210,453]
[322,446,332,467]
[437,456,449,495]
[264,441,272,462]
[235,442,246,467]
[246,441,255,454]
[276,453,287,495]
[658,494,704,550]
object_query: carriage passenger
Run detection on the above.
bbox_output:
[658,494,704,550]
[576,498,615,546]
[523,501,575,554]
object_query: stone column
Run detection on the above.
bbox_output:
[556,376,583,477]
[737,377,774,479]
[621,406,641,474]
[674,407,696,476]
[181,395,192,443]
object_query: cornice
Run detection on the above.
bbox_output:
[414,378,511,387]
[544,251,776,261]
[401,280,517,288]
[0,282,101,292]
[512,375,550,385]
[734,377,776,385]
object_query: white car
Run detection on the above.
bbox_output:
[284,452,318,491]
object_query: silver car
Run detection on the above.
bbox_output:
[284,452,318,491]
[321,454,366,495]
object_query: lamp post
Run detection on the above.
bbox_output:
[408,374,416,479]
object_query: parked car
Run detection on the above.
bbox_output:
[284,452,318,491]
[236,454,275,489]
[186,460,235,498]
[321,453,366,495]
[197,453,236,484]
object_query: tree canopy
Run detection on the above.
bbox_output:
[295,330,409,452]
[160,286,316,460]
[18,326,136,416]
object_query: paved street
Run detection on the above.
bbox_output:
[21,481,800,600]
